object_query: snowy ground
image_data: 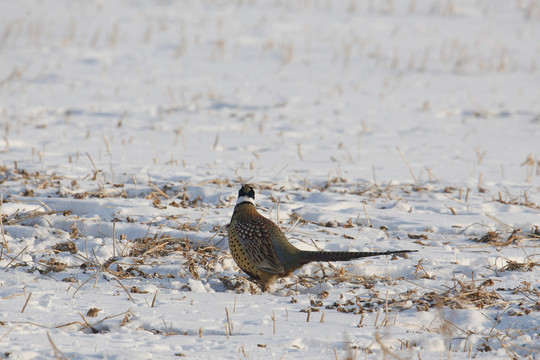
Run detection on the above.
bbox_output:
[1,0,540,359]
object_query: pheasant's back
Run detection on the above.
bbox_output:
[258,216,305,271]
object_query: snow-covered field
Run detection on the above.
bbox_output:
[1,0,539,358]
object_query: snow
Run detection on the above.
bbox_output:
[1,0,539,359]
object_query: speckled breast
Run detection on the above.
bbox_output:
[228,225,260,279]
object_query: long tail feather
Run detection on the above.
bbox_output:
[301,249,416,264]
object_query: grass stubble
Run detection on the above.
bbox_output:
[0,161,538,358]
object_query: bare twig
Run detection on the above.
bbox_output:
[0,325,20,344]
[397,147,418,184]
[72,264,105,298]
[151,289,159,307]
[3,246,28,269]
[47,332,69,360]
[21,292,32,313]
[485,213,514,231]
[0,194,10,252]
[225,307,233,333]
[362,202,372,227]
[113,277,136,304]
[86,152,105,191]
[78,310,132,332]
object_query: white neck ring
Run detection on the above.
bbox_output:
[236,196,255,205]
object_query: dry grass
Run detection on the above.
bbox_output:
[421,277,503,310]
[2,168,536,294]
[472,228,540,247]
[500,258,539,272]
[1,164,539,357]
[493,189,539,209]
[1,2,538,357]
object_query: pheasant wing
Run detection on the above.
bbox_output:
[233,219,284,274]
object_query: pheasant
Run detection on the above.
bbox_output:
[228,184,416,291]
